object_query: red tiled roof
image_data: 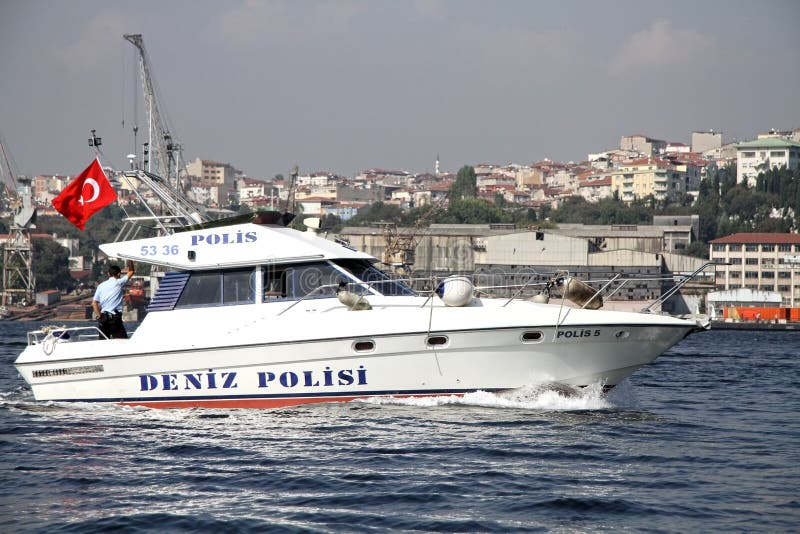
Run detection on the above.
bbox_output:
[624,157,672,167]
[579,177,612,187]
[710,233,800,244]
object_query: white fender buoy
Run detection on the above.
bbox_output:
[436,276,474,307]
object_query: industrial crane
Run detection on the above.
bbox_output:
[381,192,448,271]
[0,135,36,314]
[124,33,184,190]
[119,34,207,238]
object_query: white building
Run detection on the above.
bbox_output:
[709,233,800,307]
[735,138,800,186]
[691,131,722,154]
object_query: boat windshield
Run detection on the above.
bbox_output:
[331,259,416,296]
[262,260,415,302]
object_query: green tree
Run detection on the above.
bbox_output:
[320,213,343,232]
[552,196,600,224]
[696,170,722,243]
[449,165,477,200]
[436,198,511,224]
[347,201,404,226]
[32,237,74,291]
[719,162,737,198]
[683,241,709,259]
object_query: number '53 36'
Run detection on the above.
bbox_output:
[140,245,179,256]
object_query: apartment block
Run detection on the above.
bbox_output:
[619,135,667,157]
[691,131,722,154]
[185,158,236,186]
[709,233,800,306]
[735,138,800,186]
[611,158,686,203]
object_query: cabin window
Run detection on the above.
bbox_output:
[177,271,221,307]
[223,269,256,305]
[176,268,256,308]
[263,266,289,300]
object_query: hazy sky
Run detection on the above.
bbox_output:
[1,0,799,179]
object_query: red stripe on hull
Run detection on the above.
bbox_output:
[119,392,463,409]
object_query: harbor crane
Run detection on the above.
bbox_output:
[124,33,185,192]
[380,192,448,272]
[0,135,36,314]
[119,34,207,240]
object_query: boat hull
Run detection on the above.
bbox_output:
[15,322,692,408]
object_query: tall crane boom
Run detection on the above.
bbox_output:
[124,34,181,188]
[0,136,36,311]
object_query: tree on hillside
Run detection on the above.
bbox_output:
[756,165,800,230]
[719,162,737,198]
[32,237,73,291]
[347,201,404,226]
[551,195,653,225]
[449,166,477,200]
[552,196,600,224]
[435,198,511,224]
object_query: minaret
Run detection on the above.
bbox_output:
[435,153,440,176]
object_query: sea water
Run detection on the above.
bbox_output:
[1,322,798,532]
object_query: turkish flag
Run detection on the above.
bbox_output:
[51,158,117,230]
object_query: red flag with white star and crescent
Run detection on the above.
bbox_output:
[51,158,117,230]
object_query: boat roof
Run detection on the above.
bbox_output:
[99,223,375,270]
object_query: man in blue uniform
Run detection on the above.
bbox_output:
[92,260,135,339]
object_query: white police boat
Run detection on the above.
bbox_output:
[14,214,708,409]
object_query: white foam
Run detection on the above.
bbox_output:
[357,382,616,411]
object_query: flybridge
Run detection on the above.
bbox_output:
[99,222,373,270]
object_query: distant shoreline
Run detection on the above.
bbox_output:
[710,321,800,331]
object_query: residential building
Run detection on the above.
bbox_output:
[611,158,686,203]
[665,142,690,154]
[185,158,236,186]
[709,233,800,307]
[691,131,722,154]
[190,181,226,208]
[577,171,614,203]
[337,184,386,204]
[735,138,800,186]
[237,177,268,204]
[619,135,667,157]
[297,197,337,217]
[322,202,364,222]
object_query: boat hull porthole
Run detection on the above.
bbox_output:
[521,331,544,343]
[353,340,375,353]
[426,335,449,348]
[615,330,630,340]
